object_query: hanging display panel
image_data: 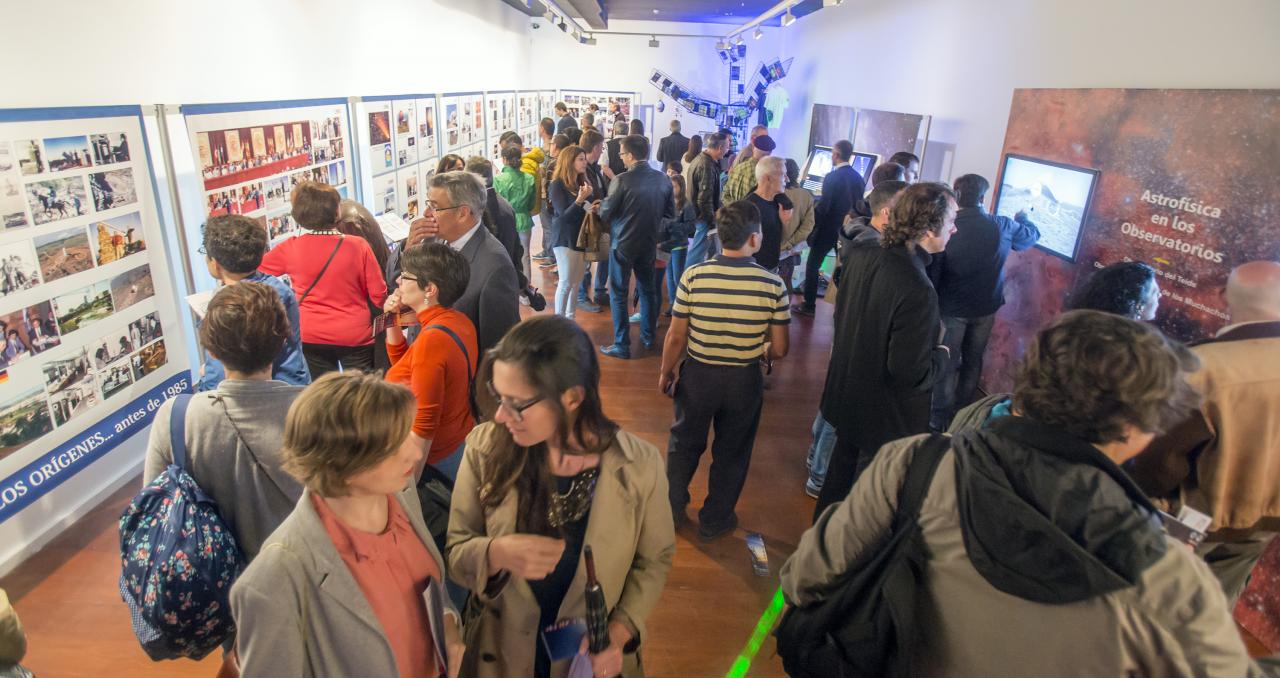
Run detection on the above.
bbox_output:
[559,90,638,138]
[441,92,486,159]
[355,94,440,223]
[485,91,517,165]
[181,98,351,247]
[517,91,540,143]
[0,105,191,524]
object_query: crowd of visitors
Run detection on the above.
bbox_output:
[99,107,1280,677]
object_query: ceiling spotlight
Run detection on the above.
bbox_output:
[753,27,763,39]
[781,7,796,26]
[558,17,568,31]
[585,34,597,45]
[649,35,660,47]
[734,35,745,46]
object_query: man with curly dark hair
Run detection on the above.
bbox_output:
[783,311,1268,677]
[199,214,310,391]
[812,182,956,519]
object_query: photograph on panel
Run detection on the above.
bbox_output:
[91,211,146,265]
[0,386,53,460]
[44,136,91,172]
[96,356,133,400]
[90,327,135,370]
[126,310,162,347]
[34,225,94,282]
[90,132,130,166]
[109,264,155,312]
[0,239,41,297]
[48,378,99,427]
[25,176,88,224]
[89,168,138,212]
[42,347,93,397]
[131,338,167,381]
[53,279,113,334]
[2,174,29,229]
[0,301,60,364]
[15,140,44,175]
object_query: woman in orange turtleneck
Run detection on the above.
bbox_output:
[384,242,479,481]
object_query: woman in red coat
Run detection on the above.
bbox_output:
[260,181,387,377]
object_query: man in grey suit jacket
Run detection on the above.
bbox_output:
[417,171,521,353]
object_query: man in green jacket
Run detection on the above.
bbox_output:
[493,145,536,293]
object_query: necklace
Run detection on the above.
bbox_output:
[306,229,342,236]
[547,466,599,529]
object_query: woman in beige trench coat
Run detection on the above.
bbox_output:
[447,316,675,678]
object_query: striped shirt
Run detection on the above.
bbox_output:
[673,255,790,367]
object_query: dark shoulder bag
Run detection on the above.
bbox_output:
[774,433,950,678]
[414,323,479,553]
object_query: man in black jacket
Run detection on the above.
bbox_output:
[599,135,675,359]
[656,119,689,173]
[795,140,865,316]
[553,102,576,134]
[464,156,546,311]
[685,132,728,266]
[813,182,956,519]
[930,174,1039,429]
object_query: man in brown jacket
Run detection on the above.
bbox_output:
[1131,260,1280,604]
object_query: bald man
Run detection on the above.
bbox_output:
[1130,260,1280,605]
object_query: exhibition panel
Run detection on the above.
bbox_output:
[516,90,540,145]
[985,88,1280,393]
[177,98,354,258]
[485,90,518,164]
[0,105,192,532]
[441,91,487,159]
[559,89,640,137]
[851,107,930,171]
[356,94,441,223]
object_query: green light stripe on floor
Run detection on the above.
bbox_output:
[725,586,787,678]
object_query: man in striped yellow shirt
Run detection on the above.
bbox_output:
[660,200,790,541]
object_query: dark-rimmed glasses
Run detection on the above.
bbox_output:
[485,380,544,423]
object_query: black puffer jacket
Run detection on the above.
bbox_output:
[952,416,1168,603]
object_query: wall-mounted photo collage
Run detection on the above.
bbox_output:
[442,93,486,160]
[185,103,349,246]
[0,110,184,470]
[561,91,636,139]
[359,96,440,224]
[486,91,517,166]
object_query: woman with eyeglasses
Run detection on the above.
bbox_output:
[447,316,675,678]
[383,242,478,481]
[437,154,466,175]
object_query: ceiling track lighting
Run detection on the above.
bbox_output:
[753,27,763,39]
[648,35,660,47]
[734,35,745,46]
[781,8,796,26]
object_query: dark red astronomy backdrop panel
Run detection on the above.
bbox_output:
[985,88,1280,392]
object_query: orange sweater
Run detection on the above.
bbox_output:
[385,306,479,463]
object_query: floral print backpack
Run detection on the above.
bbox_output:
[118,394,243,660]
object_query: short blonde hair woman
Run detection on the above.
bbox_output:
[232,372,465,678]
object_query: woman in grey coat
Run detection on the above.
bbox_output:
[232,373,464,678]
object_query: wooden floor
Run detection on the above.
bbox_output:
[3,250,1269,676]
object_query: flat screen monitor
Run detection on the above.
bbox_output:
[801,145,833,193]
[993,153,1100,262]
[850,151,879,184]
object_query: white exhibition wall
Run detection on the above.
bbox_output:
[0,0,534,105]
[749,0,1280,184]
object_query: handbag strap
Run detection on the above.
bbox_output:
[423,324,479,421]
[299,235,344,304]
[213,394,293,500]
[891,433,951,531]
[169,394,193,469]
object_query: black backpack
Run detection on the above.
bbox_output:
[774,433,949,678]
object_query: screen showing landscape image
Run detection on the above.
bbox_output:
[993,154,1099,261]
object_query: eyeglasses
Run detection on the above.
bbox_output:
[397,272,419,283]
[425,201,463,212]
[485,380,544,423]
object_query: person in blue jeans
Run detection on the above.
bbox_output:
[684,133,728,267]
[804,413,837,498]
[599,135,674,359]
[198,215,311,391]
